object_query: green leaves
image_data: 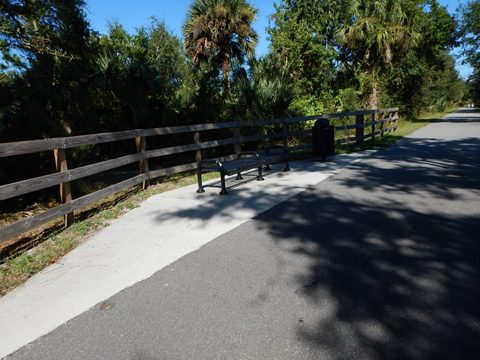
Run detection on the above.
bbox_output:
[460,1,480,68]
[268,0,347,105]
[183,0,258,93]
[459,1,480,104]
[0,0,91,64]
[337,0,421,108]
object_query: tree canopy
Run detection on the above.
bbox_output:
[183,0,258,93]
[460,0,480,104]
[337,0,420,109]
[0,0,468,145]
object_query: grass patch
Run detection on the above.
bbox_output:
[0,235,77,296]
[0,108,454,296]
[0,171,218,296]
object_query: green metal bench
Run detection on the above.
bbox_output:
[196,146,290,195]
[196,152,264,195]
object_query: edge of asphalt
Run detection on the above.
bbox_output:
[0,150,375,359]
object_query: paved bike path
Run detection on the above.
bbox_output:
[0,147,372,358]
[5,109,480,359]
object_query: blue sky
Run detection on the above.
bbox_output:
[84,0,472,78]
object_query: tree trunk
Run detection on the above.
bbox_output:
[363,68,380,110]
[368,80,380,110]
[222,52,230,96]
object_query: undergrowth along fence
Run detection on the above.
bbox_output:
[0,108,398,244]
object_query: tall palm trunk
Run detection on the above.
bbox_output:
[222,52,230,96]
[366,78,380,109]
[363,67,381,110]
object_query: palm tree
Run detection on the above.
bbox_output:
[337,0,420,109]
[183,0,258,94]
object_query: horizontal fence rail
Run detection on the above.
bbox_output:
[0,108,398,244]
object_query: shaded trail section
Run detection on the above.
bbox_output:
[8,109,480,360]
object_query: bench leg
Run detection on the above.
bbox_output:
[257,166,265,181]
[219,172,228,195]
[196,168,205,193]
[235,172,243,180]
[264,164,272,171]
[283,160,291,172]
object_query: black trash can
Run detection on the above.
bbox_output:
[312,118,335,160]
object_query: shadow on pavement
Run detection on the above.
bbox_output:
[453,108,478,114]
[253,136,480,359]
[148,133,480,359]
[338,137,480,200]
[153,159,346,226]
[435,109,480,123]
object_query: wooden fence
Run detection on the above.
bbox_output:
[0,108,398,244]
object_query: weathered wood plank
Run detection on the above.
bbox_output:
[0,108,398,158]
[144,138,237,159]
[0,152,145,200]
[139,122,237,136]
[0,172,67,201]
[0,136,261,200]
[333,114,398,132]
[336,136,357,144]
[0,173,150,244]
[149,163,198,179]
[0,112,400,199]
[335,122,371,131]
[0,138,65,157]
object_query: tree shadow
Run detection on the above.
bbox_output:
[250,135,480,359]
[337,137,480,200]
[152,158,352,227]
[436,117,480,123]
[453,108,478,114]
[149,133,480,359]
[254,191,480,359]
[435,109,480,123]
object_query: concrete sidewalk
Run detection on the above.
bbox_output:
[0,151,373,359]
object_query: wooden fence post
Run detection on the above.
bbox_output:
[194,132,203,188]
[380,111,385,136]
[194,132,202,163]
[53,148,74,227]
[282,122,289,148]
[232,127,241,155]
[135,136,150,190]
[371,112,376,140]
[355,114,365,144]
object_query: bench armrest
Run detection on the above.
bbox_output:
[200,158,220,166]
[237,151,261,160]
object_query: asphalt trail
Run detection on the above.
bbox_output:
[8,109,480,360]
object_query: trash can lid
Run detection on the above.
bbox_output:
[314,118,330,127]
